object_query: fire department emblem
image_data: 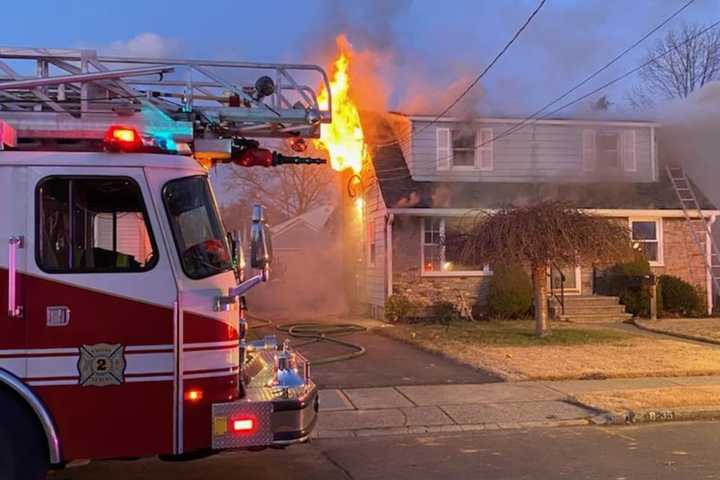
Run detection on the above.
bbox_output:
[78,343,126,387]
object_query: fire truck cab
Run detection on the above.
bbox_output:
[0,47,330,479]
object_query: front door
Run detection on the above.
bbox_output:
[25,167,178,460]
[550,266,581,294]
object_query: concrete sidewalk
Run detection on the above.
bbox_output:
[314,375,720,439]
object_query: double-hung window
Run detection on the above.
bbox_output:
[630,218,662,265]
[451,126,477,168]
[436,126,494,171]
[582,129,637,172]
[421,217,491,276]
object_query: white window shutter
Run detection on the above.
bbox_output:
[476,128,494,171]
[436,127,452,171]
[622,130,637,172]
[582,130,596,171]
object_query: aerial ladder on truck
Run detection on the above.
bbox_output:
[0,46,331,163]
[0,46,333,479]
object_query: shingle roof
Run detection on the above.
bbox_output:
[365,116,716,211]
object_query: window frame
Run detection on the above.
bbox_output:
[629,217,663,266]
[583,129,637,173]
[162,175,233,281]
[445,127,494,171]
[596,131,621,170]
[420,216,492,277]
[450,127,478,170]
[34,175,160,274]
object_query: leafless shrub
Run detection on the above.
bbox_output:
[447,202,635,336]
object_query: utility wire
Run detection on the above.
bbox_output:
[463,0,699,152]
[426,16,720,169]
[373,0,698,176]
[466,17,720,153]
[368,0,548,149]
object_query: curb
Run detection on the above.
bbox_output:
[312,418,592,439]
[594,407,720,425]
[631,319,720,346]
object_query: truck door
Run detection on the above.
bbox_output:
[146,169,240,454]
[25,167,178,460]
[0,165,28,373]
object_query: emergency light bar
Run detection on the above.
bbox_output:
[102,125,192,155]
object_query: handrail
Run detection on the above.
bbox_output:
[548,262,565,317]
[7,236,23,318]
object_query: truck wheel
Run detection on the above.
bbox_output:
[0,390,49,480]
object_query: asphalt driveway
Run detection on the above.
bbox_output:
[250,318,500,389]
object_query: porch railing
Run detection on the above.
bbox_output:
[549,262,565,317]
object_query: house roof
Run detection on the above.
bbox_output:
[389,111,660,126]
[270,204,335,236]
[366,115,716,212]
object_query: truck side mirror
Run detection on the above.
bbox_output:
[250,205,272,274]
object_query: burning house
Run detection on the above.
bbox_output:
[311,35,718,321]
[354,113,719,319]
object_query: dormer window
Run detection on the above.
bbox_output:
[597,132,620,169]
[436,126,493,171]
[451,127,476,168]
[583,129,637,172]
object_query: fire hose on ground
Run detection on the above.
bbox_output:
[248,316,367,365]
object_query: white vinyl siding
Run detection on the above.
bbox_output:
[363,181,387,307]
[412,121,655,182]
[436,127,451,171]
[367,217,376,266]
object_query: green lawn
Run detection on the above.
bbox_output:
[398,320,631,347]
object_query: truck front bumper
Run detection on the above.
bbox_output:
[211,349,318,449]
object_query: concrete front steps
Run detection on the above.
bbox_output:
[550,295,633,323]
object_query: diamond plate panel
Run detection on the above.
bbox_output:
[211,401,273,449]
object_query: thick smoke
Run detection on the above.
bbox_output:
[659,81,720,209]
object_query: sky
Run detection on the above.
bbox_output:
[3,0,719,117]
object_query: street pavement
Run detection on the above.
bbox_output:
[52,421,720,479]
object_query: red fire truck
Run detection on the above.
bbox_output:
[0,47,331,479]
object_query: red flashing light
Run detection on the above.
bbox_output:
[184,389,203,402]
[104,126,142,151]
[232,417,256,434]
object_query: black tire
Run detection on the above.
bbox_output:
[0,389,49,480]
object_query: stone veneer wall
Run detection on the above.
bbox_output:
[388,215,712,316]
[391,216,490,313]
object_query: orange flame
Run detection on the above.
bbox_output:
[315,35,367,174]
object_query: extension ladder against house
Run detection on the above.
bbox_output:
[0,46,331,141]
[666,164,720,300]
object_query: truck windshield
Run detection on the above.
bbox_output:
[163,176,232,280]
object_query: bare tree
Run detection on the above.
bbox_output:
[222,160,337,221]
[447,203,635,336]
[630,23,720,107]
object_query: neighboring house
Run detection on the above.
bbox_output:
[357,113,719,318]
[249,204,345,315]
[271,204,336,250]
